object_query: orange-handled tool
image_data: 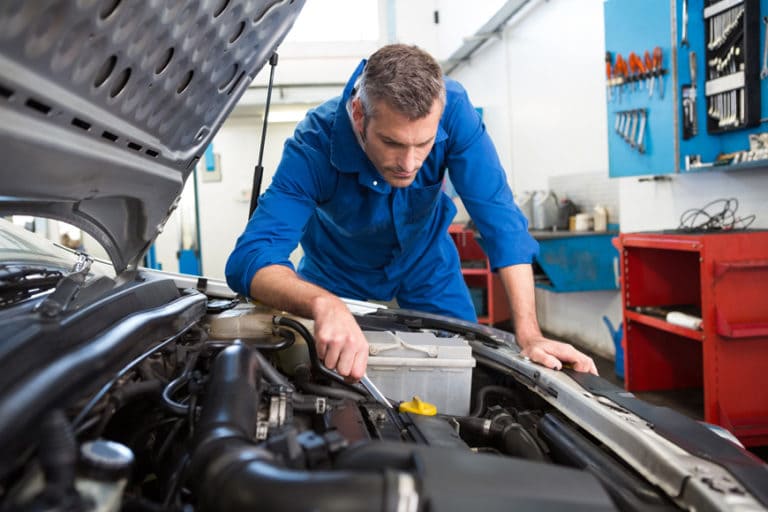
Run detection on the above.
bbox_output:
[653,47,664,98]
[605,51,613,101]
[613,54,628,100]
[644,50,655,96]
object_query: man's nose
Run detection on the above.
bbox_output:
[397,146,418,173]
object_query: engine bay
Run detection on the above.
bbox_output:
[0,283,736,511]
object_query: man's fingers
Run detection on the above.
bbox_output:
[335,343,356,377]
[522,338,600,376]
[322,341,342,372]
[546,342,599,376]
[524,347,562,371]
[350,350,368,381]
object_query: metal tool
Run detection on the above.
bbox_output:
[636,110,647,153]
[644,50,654,96]
[613,54,628,102]
[681,0,689,47]
[629,110,639,147]
[653,47,664,99]
[628,52,645,91]
[605,51,613,101]
[689,51,697,136]
[360,374,393,408]
[761,16,768,79]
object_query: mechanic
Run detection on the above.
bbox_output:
[226,44,598,381]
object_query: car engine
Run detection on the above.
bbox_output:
[0,278,699,511]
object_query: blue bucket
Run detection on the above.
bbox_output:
[602,316,624,379]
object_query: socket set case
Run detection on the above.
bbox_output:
[703,0,761,133]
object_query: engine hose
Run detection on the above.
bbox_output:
[249,346,295,390]
[455,415,546,461]
[272,315,366,397]
[188,344,408,512]
[161,374,193,416]
[294,365,365,402]
[469,385,518,417]
[95,379,163,435]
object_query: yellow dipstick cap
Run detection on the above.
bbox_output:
[398,396,437,416]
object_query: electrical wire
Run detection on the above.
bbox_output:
[677,197,755,232]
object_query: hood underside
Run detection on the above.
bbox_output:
[0,0,305,272]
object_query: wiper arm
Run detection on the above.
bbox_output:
[0,265,63,307]
[35,253,93,317]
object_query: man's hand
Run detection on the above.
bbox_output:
[517,333,598,375]
[311,295,369,381]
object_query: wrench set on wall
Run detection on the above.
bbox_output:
[702,0,761,134]
[614,109,647,153]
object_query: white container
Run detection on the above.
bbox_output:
[573,213,593,232]
[517,191,534,226]
[531,190,559,230]
[364,330,476,415]
[593,205,608,232]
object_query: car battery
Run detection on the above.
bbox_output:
[364,330,476,416]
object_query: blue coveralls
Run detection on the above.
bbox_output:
[225,60,538,322]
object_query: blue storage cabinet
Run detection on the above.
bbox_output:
[605,0,768,176]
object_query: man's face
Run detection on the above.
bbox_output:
[352,97,442,188]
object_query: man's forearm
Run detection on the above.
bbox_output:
[249,264,370,379]
[250,264,341,319]
[497,263,542,342]
[497,263,598,374]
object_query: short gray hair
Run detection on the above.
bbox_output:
[357,44,446,122]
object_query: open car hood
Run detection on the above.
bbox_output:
[0,0,304,273]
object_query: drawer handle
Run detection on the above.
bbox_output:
[716,309,768,338]
[714,259,768,279]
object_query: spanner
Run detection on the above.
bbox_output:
[360,374,392,408]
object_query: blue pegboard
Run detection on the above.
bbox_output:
[606,0,768,177]
[605,0,676,177]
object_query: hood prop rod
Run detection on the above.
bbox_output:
[248,52,279,220]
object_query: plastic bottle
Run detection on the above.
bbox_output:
[593,205,608,232]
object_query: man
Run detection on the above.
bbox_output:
[226,44,597,380]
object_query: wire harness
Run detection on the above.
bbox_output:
[678,198,755,232]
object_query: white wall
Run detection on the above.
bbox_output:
[153,116,298,278]
[618,172,768,232]
[447,0,620,358]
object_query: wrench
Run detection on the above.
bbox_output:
[360,374,392,408]
[761,16,768,79]
[637,110,647,153]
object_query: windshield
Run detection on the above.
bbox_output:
[0,218,116,308]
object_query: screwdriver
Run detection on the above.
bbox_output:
[613,54,628,101]
[628,52,644,90]
[644,50,654,96]
[653,47,664,99]
[605,51,613,101]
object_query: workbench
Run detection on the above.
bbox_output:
[531,230,620,292]
[449,225,620,324]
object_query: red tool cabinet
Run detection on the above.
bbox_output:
[448,225,510,326]
[616,231,768,446]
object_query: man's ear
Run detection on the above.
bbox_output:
[351,97,365,132]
